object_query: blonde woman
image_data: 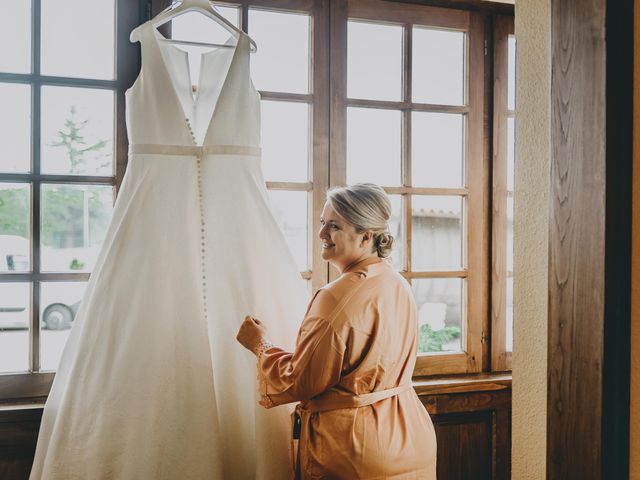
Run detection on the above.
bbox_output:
[237,183,437,479]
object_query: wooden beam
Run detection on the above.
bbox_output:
[386,0,514,15]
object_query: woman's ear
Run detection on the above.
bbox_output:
[360,231,373,247]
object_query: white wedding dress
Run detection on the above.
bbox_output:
[30,21,308,480]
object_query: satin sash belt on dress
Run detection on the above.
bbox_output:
[291,383,413,479]
[128,143,261,157]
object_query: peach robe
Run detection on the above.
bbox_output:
[257,256,437,479]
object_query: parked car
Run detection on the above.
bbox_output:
[0,305,31,331]
[0,301,81,331]
[0,235,29,272]
[0,237,83,331]
[42,301,81,330]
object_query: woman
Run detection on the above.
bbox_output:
[237,183,437,479]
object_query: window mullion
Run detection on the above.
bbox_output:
[402,23,411,274]
[310,0,330,291]
[30,0,42,373]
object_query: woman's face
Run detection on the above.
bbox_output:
[318,202,374,272]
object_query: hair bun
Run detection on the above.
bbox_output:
[374,232,394,258]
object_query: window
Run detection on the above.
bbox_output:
[331,2,487,376]
[491,15,516,372]
[0,0,138,401]
[0,0,513,402]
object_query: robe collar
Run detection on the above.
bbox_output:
[342,255,384,277]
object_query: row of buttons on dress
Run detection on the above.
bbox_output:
[187,116,209,320]
[185,117,197,145]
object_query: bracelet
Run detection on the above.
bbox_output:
[254,339,275,358]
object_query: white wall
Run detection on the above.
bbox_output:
[512,1,551,478]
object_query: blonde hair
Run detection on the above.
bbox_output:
[326,183,394,258]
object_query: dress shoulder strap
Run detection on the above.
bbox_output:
[129,21,149,43]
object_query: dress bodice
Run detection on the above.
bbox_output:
[125,21,261,149]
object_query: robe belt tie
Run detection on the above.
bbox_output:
[128,144,261,157]
[291,383,413,479]
[301,382,413,413]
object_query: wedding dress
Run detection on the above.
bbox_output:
[30,20,308,480]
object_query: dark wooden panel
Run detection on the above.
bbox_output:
[548,0,606,477]
[418,383,511,480]
[493,408,511,479]
[0,408,43,480]
[0,459,32,480]
[548,0,633,478]
[432,412,493,480]
[421,389,511,415]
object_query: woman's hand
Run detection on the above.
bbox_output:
[236,315,268,354]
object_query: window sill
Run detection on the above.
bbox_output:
[0,374,512,415]
[412,372,512,396]
[0,402,45,412]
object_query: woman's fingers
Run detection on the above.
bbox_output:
[244,315,262,325]
[237,315,269,353]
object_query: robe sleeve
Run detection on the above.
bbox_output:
[257,295,346,408]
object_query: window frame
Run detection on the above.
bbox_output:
[329,0,489,377]
[491,14,515,372]
[0,0,513,403]
[0,0,140,403]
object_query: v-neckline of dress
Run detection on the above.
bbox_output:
[148,21,241,147]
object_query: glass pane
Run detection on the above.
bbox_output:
[0,283,30,373]
[412,112,464,188]
[348,21,402,101]
[0,83,31,173]
[41,0,116,79]
[412,27,465,105]
[413,278,463,353]
[171,6,240,43]
[412,196,463,270]
[41,185,114,272]
[388,195,403,271]
[506,195,514,353]
[268,190,308,271]
[508,117,515,191]
[249,10,310,94]
[0,2,30,73]
[508,36,516,111]
[507,196,514,272]
[170,6,241,91]
[261,100,309,182]
[347,107,401,186]
[41,86,115,176]
[506,276,513,352]
[0,183,31,272]
[40,281,87,371]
